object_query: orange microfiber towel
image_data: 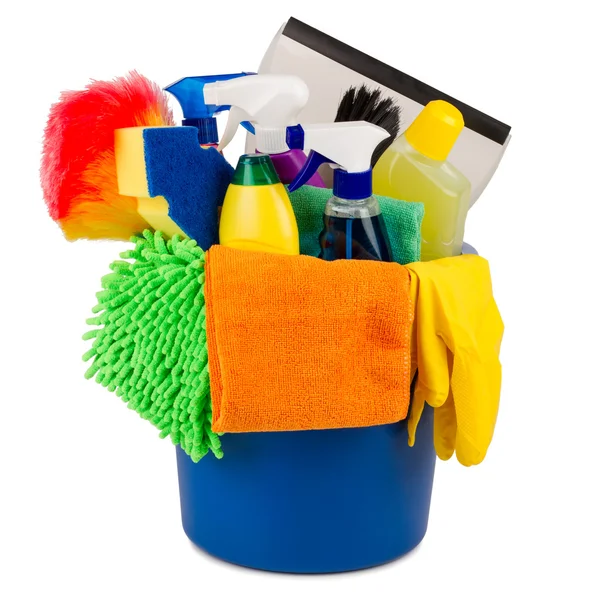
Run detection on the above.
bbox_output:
[205,246,413,433]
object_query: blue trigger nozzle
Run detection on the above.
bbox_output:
[288,150,331,193]
[241,121,255,135]
[286,125,305,150]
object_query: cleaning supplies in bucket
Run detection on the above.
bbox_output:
[204,74,325,186]
[78,164,427,460]
[373,100,471,261]
[82,230,503,465]
[289,121,392,261]
[37,24,509,574]
[39,61,504,471]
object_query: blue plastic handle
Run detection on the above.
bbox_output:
[288,150,332,193]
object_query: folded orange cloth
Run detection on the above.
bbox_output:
[205,246,413,433]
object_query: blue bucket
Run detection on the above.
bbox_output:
[174,246,479,571]
[176,404,436,573]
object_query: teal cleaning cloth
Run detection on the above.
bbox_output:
[287,186,424,264]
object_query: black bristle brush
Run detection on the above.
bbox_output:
[334,85,402,167]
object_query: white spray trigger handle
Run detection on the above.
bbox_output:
[218,106,252,152]
[205,75,309,154]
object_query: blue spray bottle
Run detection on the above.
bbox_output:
[165,73,255,148]
[288,121,392,262]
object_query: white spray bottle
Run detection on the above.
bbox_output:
[203,74,325,186]
[288,121,392,262]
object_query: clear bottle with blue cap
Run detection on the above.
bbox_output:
[288,121,393,262]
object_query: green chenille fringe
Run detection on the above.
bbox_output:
[82,230,222,462]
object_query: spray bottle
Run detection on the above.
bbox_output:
[373,100,471,261]
[203,74,325,186]
[165,73,255,148]
[216,153,299,255]
[288,122,392,262]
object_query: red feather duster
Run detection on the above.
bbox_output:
[41,71,174,240]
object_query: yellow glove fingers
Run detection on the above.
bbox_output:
[452,294,503,466]
[413,305,451,409]
[452,352,502,466]
[407,263,451,409]
[407,375,425,447]
[413,337,450,408]
[433,388,457,461]
[408,267,449,444]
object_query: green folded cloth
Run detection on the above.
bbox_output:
[288,185,424,264]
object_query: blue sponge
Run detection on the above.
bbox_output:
[142,127,233,250]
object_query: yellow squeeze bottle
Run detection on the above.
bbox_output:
[219,153,299,255]
[373,100,470,261]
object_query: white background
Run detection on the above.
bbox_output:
[2,1,599,598]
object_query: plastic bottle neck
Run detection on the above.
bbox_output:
[255,127,289,154]
[182,117,219,145]
[231,153,281,186]
[333,169,373,200]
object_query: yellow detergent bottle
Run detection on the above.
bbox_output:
[373,100,471,261]
[219,153,299,255]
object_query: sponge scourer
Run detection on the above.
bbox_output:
[115,126,234,250]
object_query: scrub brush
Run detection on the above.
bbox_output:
[335,84,401,166]
[41,71,175,240]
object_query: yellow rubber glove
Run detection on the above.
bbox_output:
[406,255,504,466]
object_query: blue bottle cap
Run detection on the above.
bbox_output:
[332,169,372,200]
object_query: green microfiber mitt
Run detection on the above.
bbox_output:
[288,186,424,264]
[83,230,220,462]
